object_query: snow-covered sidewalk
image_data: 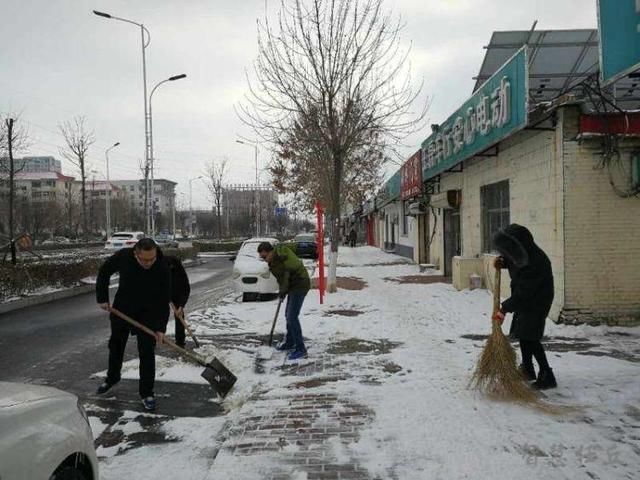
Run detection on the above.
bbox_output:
[94,246,640,480]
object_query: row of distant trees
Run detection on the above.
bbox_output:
[0,112,307,239]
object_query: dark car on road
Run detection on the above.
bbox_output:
[293,233,318,259]
[154,233,179,249]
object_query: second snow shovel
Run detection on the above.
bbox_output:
[109,307,237,398]
[171,303,201,348]
[256,297,283,360]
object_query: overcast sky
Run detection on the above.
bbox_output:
[0,0,597,209]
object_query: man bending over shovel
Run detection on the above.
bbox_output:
[258,242,310,361]
[95,238,172,411]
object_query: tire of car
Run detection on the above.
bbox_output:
[50,466,88,480]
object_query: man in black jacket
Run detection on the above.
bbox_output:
[493,224,557,390]
[165,255,191,348]
[95,238,172,411]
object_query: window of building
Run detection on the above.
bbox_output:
[481,180,510,253]
[32,181,41,188]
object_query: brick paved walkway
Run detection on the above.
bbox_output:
[212,354,378,479]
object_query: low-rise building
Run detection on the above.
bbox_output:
[366,28,640,325]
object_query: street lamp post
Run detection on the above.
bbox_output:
[104,142,120,239]
[148,74,187,236]
[235,139,259,236]
[189,176,203,237]
[93,10,152,233]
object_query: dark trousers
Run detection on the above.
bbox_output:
[284,292,307,352]
[520,339,551,372]
[106,318,157,398]
[174,314,185,346]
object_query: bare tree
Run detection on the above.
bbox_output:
[59,116,95,241]
[0,115,30,264]
[239,0,427,292]
[204,157,229,239]
[270,104,385,212]
[63,185,80,238]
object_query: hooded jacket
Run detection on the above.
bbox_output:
[268,244,311,295]
[492,224,554,341]
[96,247,172,333]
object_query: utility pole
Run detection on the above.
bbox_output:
[104,142,120,239]
[189,176,203,237]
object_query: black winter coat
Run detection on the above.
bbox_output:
[493,224,554,341]
[165,255,190,308]
[96,247,171,333]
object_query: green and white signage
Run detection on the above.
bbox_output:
[597,0,640,86]
[422,46,528,181]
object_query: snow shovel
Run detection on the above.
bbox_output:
[256,297,283,360]
[108,307,237,398]
[171,303,201,348]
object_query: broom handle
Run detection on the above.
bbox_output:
[108,306,208,367]
[492,265,501,316]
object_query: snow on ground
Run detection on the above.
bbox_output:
[94,246,640,479]
[98,412,228,479]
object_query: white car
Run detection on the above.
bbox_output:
[232,237,279,302]
[104,231,145,250]
[0,382,99,480]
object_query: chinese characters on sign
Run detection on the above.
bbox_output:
[401,150,423,200]
[423,76,511,171]
[421,46,528,181]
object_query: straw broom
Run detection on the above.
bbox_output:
[470,264,539,403]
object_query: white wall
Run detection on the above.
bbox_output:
[429,127,566,320]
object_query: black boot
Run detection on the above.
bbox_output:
[519,363,536,382]
[533,368,557,390]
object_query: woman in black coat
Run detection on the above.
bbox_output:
[493,224,557,389]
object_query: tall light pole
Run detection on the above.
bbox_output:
[93,10,152,233]
[189,176,203,237]
[148,74,187,236]
[235,139,259,236]
[104,142,120,239]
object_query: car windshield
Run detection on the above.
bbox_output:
[238,241,263,258]
[295,234,315,242]
[112,234,133,240]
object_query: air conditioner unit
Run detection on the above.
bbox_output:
[430,190,461,209]
[408,202,426,215]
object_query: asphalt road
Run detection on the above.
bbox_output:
[0,255,235,417]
